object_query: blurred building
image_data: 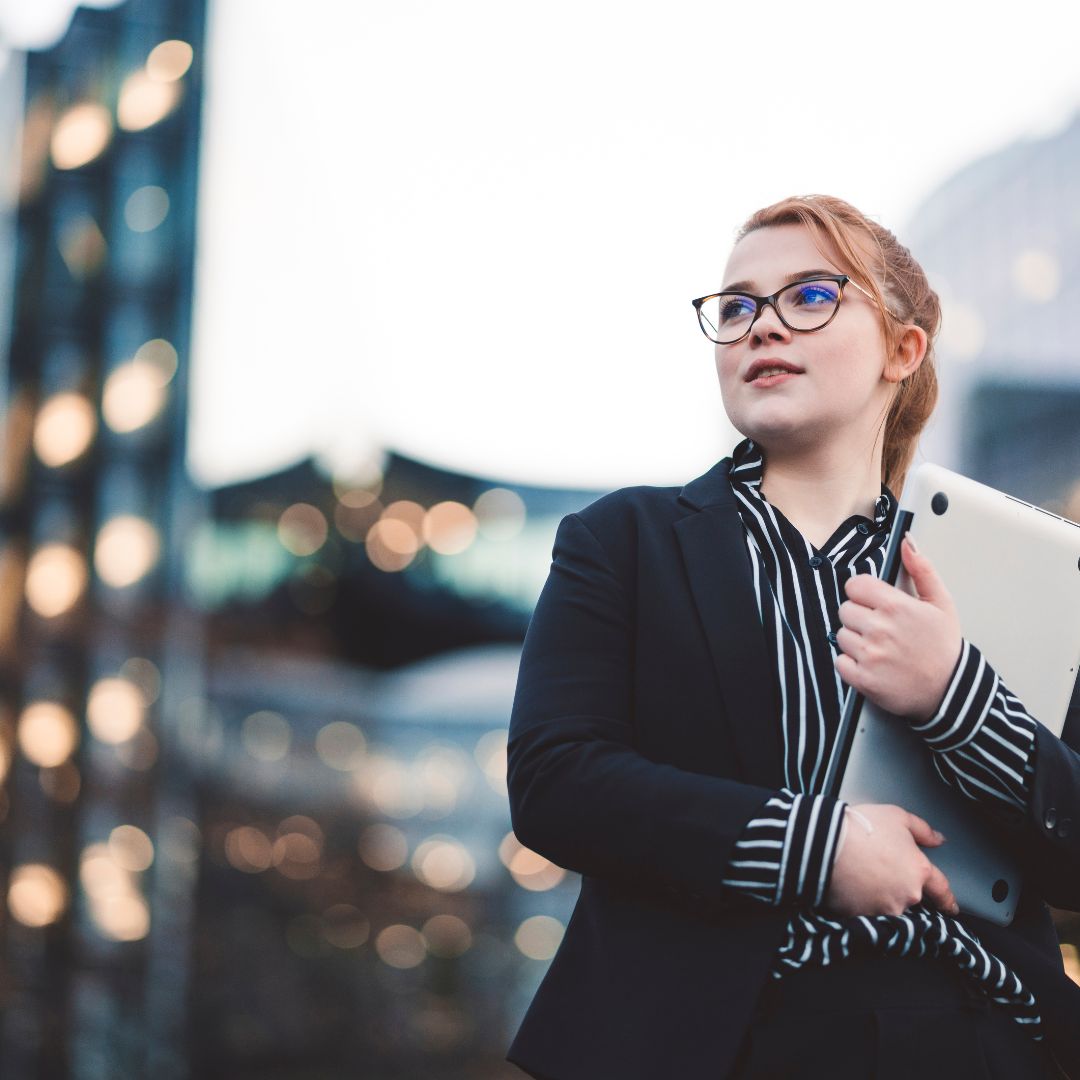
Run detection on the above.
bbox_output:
[0,5,597,1076]
[0,1,207,1077]
[906,111,1080,518]
[907,114,1080,959]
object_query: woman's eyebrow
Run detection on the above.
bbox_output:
[721,268,837,293]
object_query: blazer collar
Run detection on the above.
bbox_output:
[673,457,785,788]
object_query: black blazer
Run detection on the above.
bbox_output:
[505,456,1080,1080]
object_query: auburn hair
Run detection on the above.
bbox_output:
[735,195,942,495]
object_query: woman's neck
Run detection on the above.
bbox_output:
[758,438,884,550]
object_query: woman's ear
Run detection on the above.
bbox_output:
[884,324,928,384]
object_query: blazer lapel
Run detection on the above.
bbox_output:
[673,458,784,788]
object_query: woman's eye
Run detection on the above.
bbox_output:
[790,282,839,307]
[719,296,755,322]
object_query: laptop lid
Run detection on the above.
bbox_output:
[824,462,1080,925]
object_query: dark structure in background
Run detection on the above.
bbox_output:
[0,2,208,1077]
[0,5,593,1077]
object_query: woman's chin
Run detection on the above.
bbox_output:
[734,415,823,451]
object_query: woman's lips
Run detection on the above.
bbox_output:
[750,371,799,388]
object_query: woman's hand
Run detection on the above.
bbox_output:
[833,536,962,721]
[824,803,959,917]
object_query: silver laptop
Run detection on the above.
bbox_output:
[824,462,1080,925]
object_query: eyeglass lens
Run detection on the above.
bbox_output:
[697,278,843,344]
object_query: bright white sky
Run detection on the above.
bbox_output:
[189,0,1080,489]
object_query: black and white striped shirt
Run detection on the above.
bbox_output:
[719,438,1043,1037]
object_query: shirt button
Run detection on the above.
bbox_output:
[1058,817,1072,839]
[809,555,823,568]
[856,523,870,535]
[1044,807,1058,831]
[827,631,838,647]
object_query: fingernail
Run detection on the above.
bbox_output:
[951,902,960,915]
[934,830,946,843]
[904,535,919,554]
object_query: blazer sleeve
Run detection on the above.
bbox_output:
[506,510,779,906]
[1014,710,1080,911]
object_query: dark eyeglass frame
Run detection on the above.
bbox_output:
[691,273,899,345]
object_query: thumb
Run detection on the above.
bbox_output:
[901,535,949,607]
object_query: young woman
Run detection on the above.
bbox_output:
[504,195,1080,1079]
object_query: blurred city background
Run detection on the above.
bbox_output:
[0,1,1078,1077]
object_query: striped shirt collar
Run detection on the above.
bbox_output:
[728,436,896,536]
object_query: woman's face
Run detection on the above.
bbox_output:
[714,223,896,455]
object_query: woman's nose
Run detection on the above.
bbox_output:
[748,300,791,344]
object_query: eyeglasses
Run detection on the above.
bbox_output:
[691,274,898,345]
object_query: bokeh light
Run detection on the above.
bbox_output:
[102,361,168,432]
[355,752,424,818]
[374,924,426,969]
[146,39,194,82]
[422,501,477,555]
[118,70,182,131]
[113,726,159,771]
[17,701,79,767]
[86,676,144,744]
[119,657,161,704]
[241,710,291,762]
[34,392,97,467]
[51,102,112,170]
[382,500,425,534]
[94,515,160,587]
[224,826,273,873]
[1012,248,1060,302]
[160,816,201,865]
[411,835,475,892]
[277,503,328,557]
[414,743,470,816]
[8,863,69,928]
[321,904,370,949]
[357,823,408,871]
[514,915,564,960]
[498,831,566,892]
[123,185,170,233]
[25,543,87,617]
[474,487,527,541]
[314,720,366,771]
[273,816,323,880]
[109,825,154,872]
[94,893,151,941]
[57,215,107,279]
[473,729,508,795]
[422,914,473,958]
[365,518,419,572]
[334,497,383,542]
[938,300,985,362]
[136,337,179,378]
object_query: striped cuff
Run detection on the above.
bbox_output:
[913,641,1038,813]
[777,792,847,907]
[721,789,846,908]
[930,682,1039,812]
[910,639,998,752]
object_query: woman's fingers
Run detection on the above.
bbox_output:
[922,862,959,915]
[834,625,864,661]
[904,811,945,848]
[837,598,876,635]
